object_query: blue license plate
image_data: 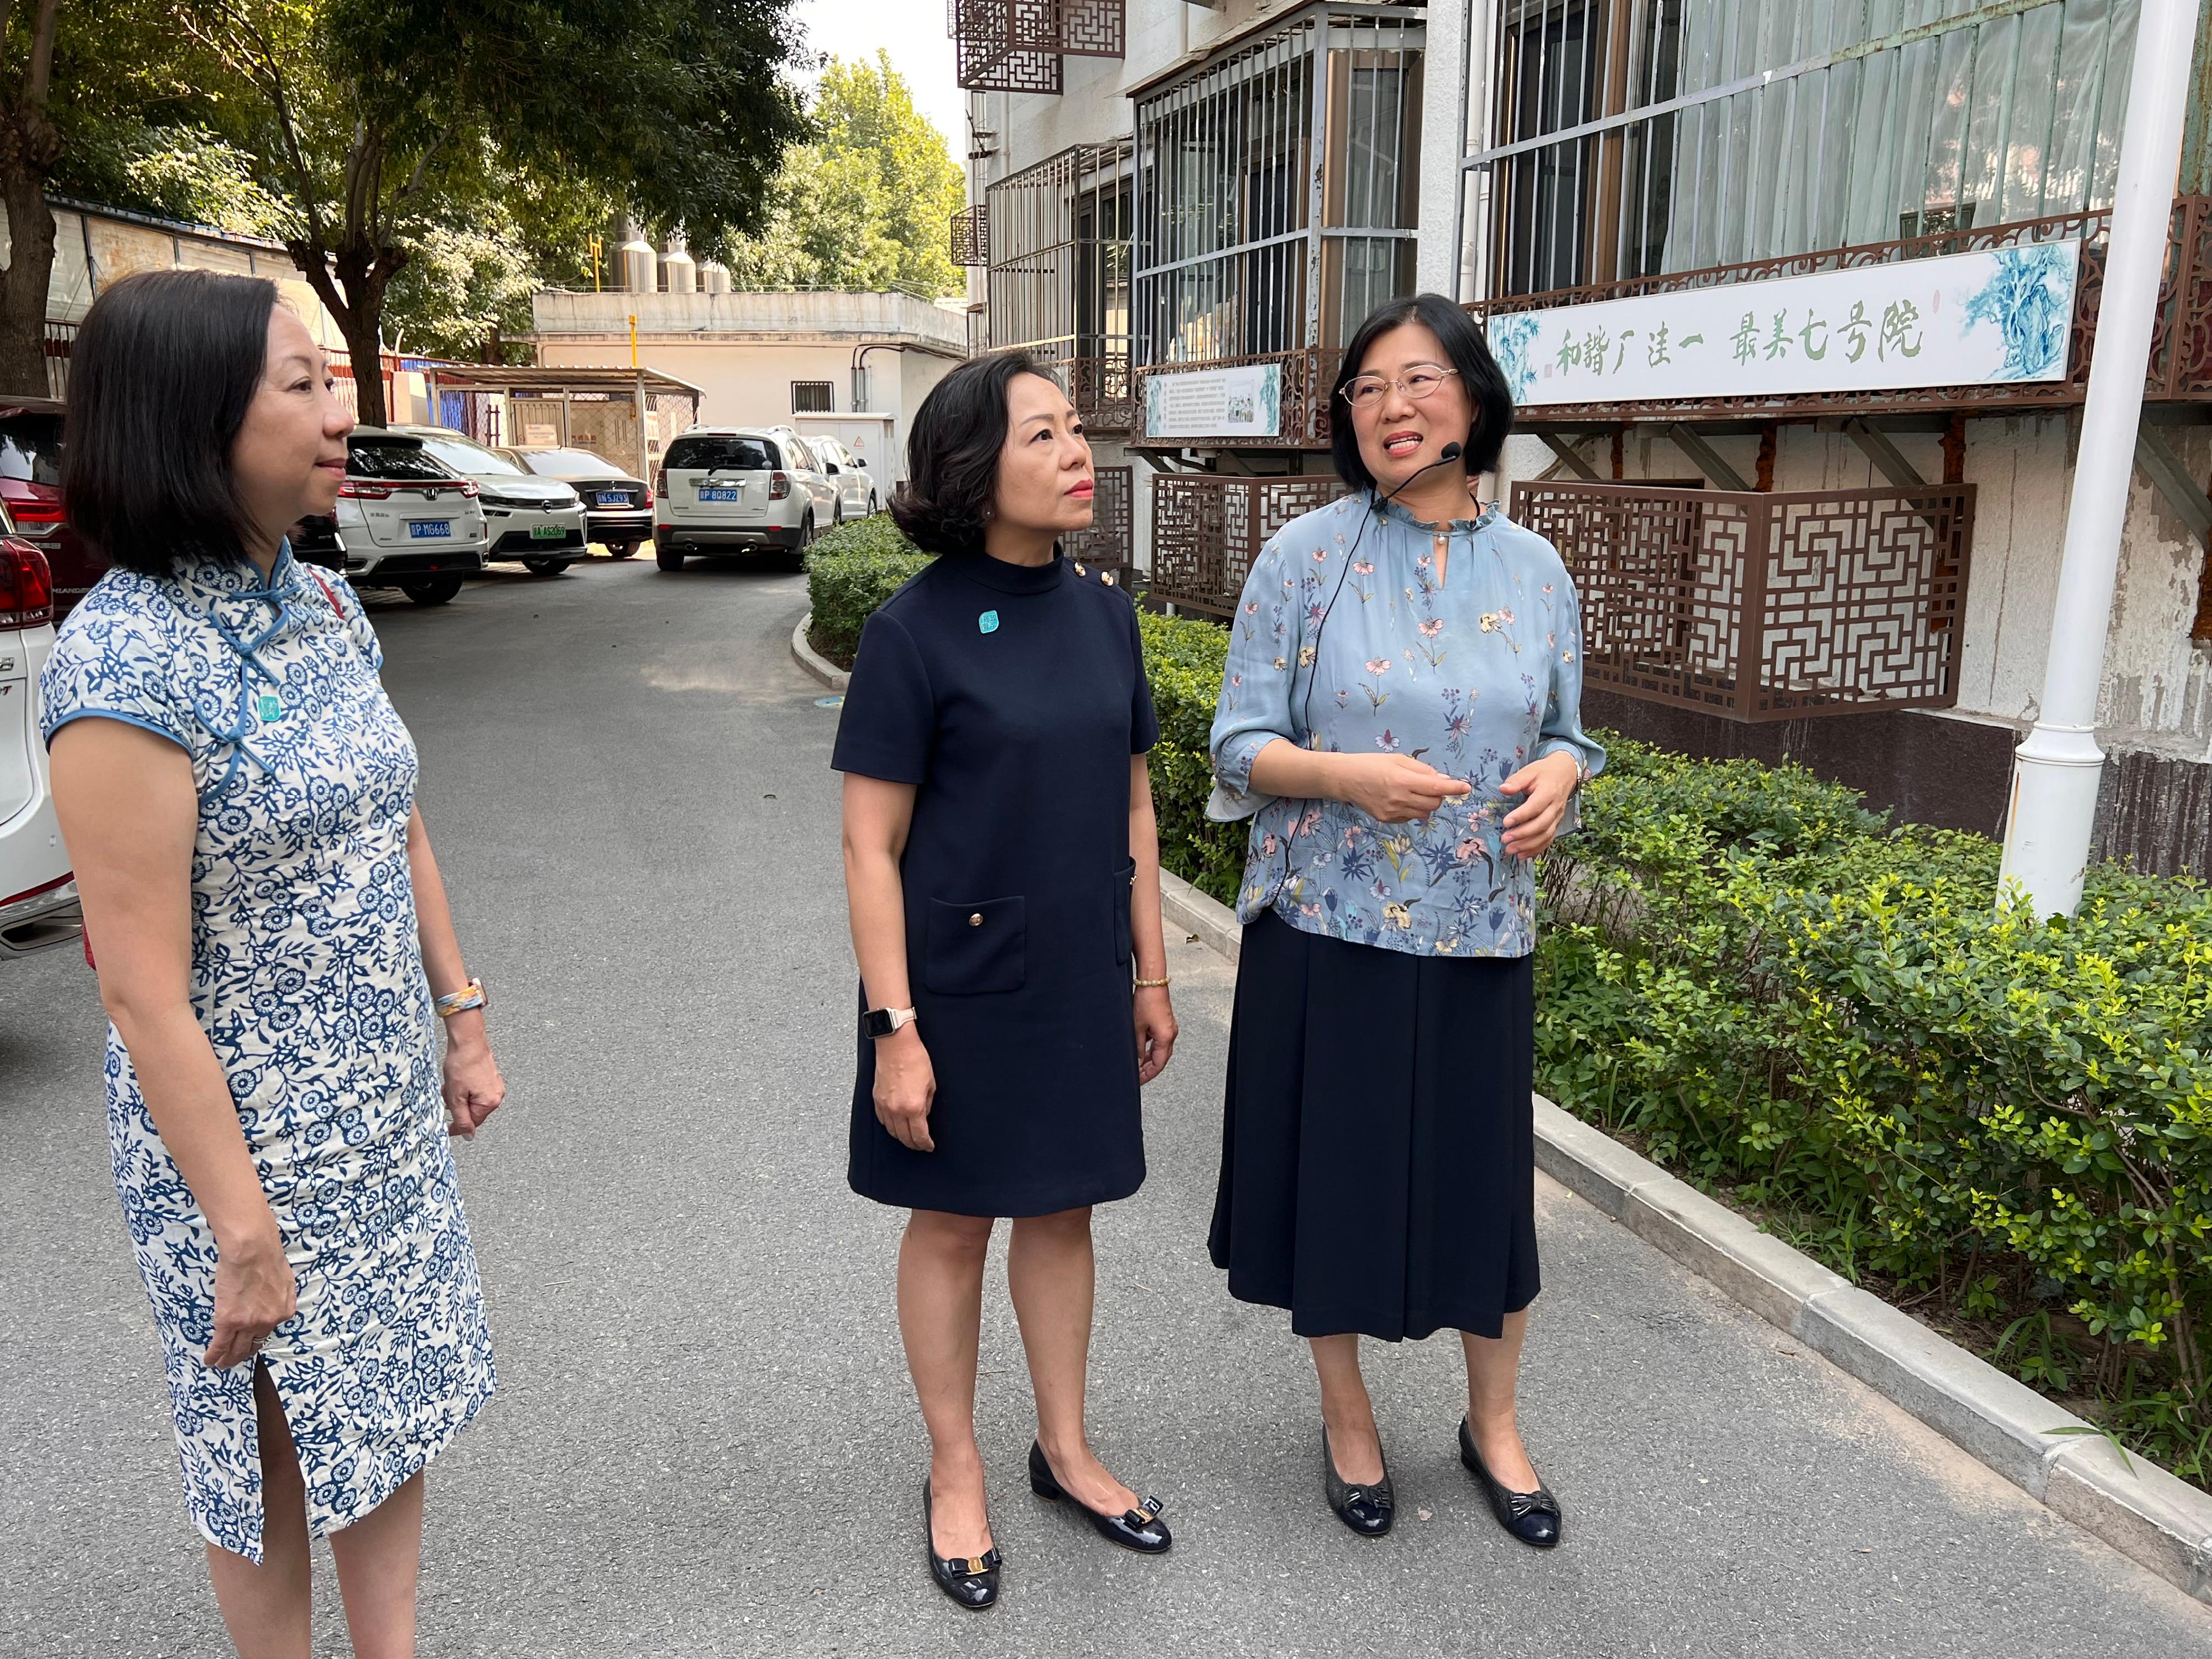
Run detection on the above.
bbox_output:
[409,520,452,539]
[596,491,632,507]
[699,487,740,502]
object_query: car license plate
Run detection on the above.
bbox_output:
[699,487,740,502]
[596,491,632,507]
[409,520,452,539]
[530,524,568,539]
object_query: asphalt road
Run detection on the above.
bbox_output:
[3,555,2206,1657]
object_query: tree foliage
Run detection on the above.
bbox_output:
[726,52,963,298]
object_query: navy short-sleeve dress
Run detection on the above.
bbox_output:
[832,550,1159,1217]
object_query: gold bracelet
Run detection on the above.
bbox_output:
[1134,975,1171,989]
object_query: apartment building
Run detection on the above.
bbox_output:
[954,0,2211,877]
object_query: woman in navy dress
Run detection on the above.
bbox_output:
[834,352,1180,1610]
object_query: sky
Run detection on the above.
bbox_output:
[793,0,967,166]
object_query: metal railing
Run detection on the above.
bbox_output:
[988,140,1135,431]
[1148,474,1343,616]
[1130,3,1422,449]
[1471,196,2212,422]
[1511,478,1975,721]
[950,0,1123,94]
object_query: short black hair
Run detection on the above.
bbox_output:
[62,268,281,576]
[890,351,1062,555]
[1328,292,1515,494]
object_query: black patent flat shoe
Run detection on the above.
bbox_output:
[923,1475,1002,1610]
[1322,1426,1395,1536]
[1027,1441,1172,1553]
[1459,1417,1561,1548]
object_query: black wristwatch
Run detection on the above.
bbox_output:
[862,1006,919,1039]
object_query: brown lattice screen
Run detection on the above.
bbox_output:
[1511,481,1974,722]
[1064,466,1133,581]
[1149,476,1343,617]
[950,0,1123,93]
[950,206,988,268]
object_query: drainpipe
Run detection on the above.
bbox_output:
[1996,0,2205,918]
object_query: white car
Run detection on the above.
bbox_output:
[0,524,80,961]
[292,429,488,605]
[653,426,841,571]
[808,435,879,522]
[390,426,588,576]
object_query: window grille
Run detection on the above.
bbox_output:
[951,204,989,267]
[791,381,834,414]
[1474,0,2150,298]
[949,0,1124,95]
[988,140,1136,430]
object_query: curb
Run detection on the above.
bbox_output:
[791,613,849,692]
[1157,869,2212,1605]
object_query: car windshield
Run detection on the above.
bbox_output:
[417,434,525,476]
[664,435,776,471]
[0,412,62,486]
[521,448,616,476]
[348,439,453,482]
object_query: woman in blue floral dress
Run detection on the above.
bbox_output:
[1207,294,1601,1550]
[41,270,503,1657]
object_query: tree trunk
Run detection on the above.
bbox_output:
[0,124,59,398]
[336,300,388,427]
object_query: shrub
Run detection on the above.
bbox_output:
[1538,754,2212,1485]
[804,514,932,667]
[1137,611,1246,904]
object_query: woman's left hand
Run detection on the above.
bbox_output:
[442,1019,506,1139]
[1498,751,1583,860]
[1134,986,1178,1085]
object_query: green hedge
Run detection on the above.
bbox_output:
[805,521,2212,1485]
[1539,738,2212,1484]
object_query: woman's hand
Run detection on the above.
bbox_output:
[873,1026,938,1151]
[1330,753,1474,824]
[1134,986,1178,1084]
[442,1019,505,1139]
[1499,751,1583,859]
[204,1219,298,1370]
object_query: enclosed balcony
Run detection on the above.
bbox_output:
[949,0,1125,96]
[987,140,1136,432]
[1130,3,1425,451]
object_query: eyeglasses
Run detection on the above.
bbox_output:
[1339,367,1459,409]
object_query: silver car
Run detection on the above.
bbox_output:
[390,427,588,576]
[652,427,841,571]
[808,436,880,522]
[0,518,80,959]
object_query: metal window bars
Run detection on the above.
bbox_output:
[1131,3,1425,448]
[988,140,1137,431]
[1473,0,2150,299]
[948,0,1126,95]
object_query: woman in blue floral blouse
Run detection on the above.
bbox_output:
[1206,293,1602,1549]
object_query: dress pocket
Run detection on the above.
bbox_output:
[1112,858,1135,966]
[924,896,1027,995]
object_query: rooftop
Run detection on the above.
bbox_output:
[529,289,967,353]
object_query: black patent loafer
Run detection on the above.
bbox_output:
[1459,1417,1561,1548]
[1322,1426,1395,1536]
[1027,1441,1172,1553]
[923,1475,1002,1610]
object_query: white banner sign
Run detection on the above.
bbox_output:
[1488,241,2080,407]
[1144,363,1283,440]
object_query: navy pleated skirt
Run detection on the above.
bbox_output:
[1208,909,1540,1342]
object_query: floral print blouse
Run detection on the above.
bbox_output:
[1207,493,1604,958]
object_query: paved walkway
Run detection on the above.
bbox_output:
[3,559,2205,1656]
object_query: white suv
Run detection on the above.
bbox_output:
[653,427,841,571]
[390,426,587,576]
[0,526,80,961]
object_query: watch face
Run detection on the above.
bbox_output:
[862,1009,893,1039]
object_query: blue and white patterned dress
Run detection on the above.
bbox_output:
[40,544,495,1563]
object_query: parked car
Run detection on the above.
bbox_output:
[291,429,487,605]
[0,396,100,619]
[499,446,651,559]
[388,426,587,576]
[0,524,81,961]
[807,435,880,522]
[651,427,841,571]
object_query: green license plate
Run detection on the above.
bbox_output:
[530,524,568,539]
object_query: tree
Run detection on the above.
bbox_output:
[727,51,964,298]
[176,0,810,423]
[0,1,208,394]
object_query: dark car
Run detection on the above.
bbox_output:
[499,446,652,559]
[0,398,98,618]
